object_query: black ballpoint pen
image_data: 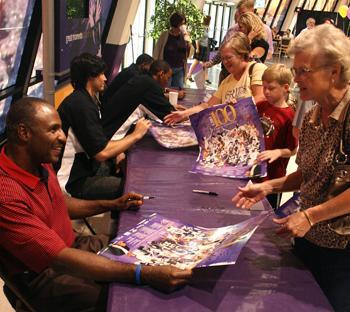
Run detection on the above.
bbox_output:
[192,189,218,196]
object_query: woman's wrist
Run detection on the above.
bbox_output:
[302,210,314,227]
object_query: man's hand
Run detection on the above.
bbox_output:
[232,183,272,209]
[203,61,212,69]
[133,118,151,140]
[164,111,188,125]
[142,265,192,293]
[178,90,186,100]
[174,104,187,111]
[115,152,126,174]
[273,211,312,238]
[257,150,281,163]
[111,192,144,211]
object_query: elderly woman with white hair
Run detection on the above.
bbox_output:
[232,24,350,311]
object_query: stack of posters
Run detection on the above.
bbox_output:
[149,121,198,149]
[99,212,270,269]
[190,97,267,178]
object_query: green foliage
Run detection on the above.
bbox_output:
[66,0,88,19]
[149,0,205,40]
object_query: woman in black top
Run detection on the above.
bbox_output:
[238,12,269,63]
[153,12,189,88]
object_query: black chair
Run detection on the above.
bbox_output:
[0,261,37,312]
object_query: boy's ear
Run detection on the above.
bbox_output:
[283,83,290,93]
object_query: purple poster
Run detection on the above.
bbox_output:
[275,192,300,218]
[149,122,198,149]
[99,212,270,269]
[189,97,267,178]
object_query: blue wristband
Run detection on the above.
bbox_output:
[135,264,142,285]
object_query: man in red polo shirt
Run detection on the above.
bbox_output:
[0,97,192,311]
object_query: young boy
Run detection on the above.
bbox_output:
[256,64,298,209]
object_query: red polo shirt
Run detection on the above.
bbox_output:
[0,146,75,274]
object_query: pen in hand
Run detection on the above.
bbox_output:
[143,196,155,200]
[128,195,155,201]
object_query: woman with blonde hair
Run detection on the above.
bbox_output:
[232,24,350,311]
[238,12,269,63]
[164,32,266,125]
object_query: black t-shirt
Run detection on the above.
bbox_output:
[57,89,108,192]
[251,38,269,63]
[102,63,140,103]
[102,74,173,140]
[163,34,187,68]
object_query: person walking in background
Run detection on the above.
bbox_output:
[186,15,211,85]
[238,12,269,63]
[203,0,273,84]
[297,17,316,37]
[153,12,189,89]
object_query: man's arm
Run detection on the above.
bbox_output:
[94,118,151,162]
[65,192,144,219]
[53,247,192,293]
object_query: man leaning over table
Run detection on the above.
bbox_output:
[0,97,192,311]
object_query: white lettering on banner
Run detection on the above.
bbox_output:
[65,32,83,44]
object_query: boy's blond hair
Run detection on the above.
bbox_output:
[262,64,292,85]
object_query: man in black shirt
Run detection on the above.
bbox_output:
[57,53,151,200]
[103,53,154,103]
[102,60,175,140]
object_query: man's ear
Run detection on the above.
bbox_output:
[17,123,31,142]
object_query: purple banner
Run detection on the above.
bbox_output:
[54,0,112,74]
[190,97,267,178]
[99,212,270,269]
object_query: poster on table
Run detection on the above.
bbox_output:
[99,212,269,269]
[189,97,267,178]
[149,121,198,149]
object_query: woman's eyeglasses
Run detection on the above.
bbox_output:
[291,64,330,77]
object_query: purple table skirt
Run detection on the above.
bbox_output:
[107,89,332,312]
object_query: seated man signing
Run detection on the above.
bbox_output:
[0,97,192,311]
[57,53,151,200]
[102,60,178,140]
[102,53,154,103]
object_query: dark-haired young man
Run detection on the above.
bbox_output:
[103,53,154,103]
[102,60,177,140]
[57,53,151,201]
[0,97,192,311]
